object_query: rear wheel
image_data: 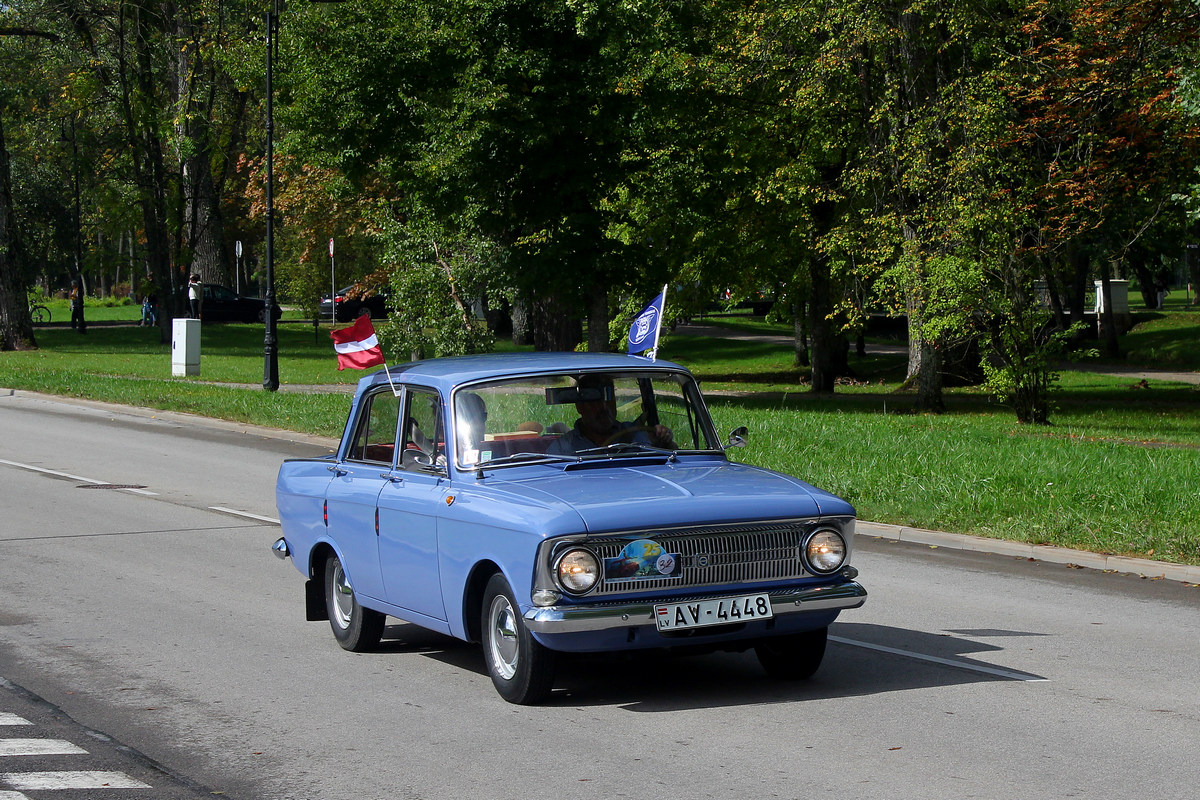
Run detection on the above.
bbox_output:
[324,554,385,652]
[481,573,556,704]
[755,627,828,680]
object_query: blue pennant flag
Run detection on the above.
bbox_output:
[627,287,666,358]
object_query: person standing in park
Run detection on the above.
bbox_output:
[187,274,202,319]
[69,279,86,334]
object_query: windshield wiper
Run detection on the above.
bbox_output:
[573,442,677,460]
[476,451,579,467]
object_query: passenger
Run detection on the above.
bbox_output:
[548,374,674,454]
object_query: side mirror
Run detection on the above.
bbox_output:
[726,426,748,449]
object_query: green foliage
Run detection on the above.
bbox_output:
[7,0,1200,420]
[979,315,1074,426]
[375,212,501,359]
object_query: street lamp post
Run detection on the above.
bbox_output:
[263,4,280,391]
[262,1,343,389]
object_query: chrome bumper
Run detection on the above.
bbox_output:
[523,581,866,634]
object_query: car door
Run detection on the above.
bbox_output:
[377,387,450,622]
[323,386,400,603]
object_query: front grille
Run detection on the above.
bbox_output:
[584,522,813,596]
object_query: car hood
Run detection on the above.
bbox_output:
[472,460,853,534]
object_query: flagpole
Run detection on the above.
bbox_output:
[383,363,400,396]
[648,284,668,361]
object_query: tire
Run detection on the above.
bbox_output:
[755,626,828,680]
[480,573,556,704]
[323,554,385,652]
[30,305,50,324]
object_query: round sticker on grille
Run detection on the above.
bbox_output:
[603,539,682,582]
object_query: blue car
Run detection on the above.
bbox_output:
[273,352,866,703]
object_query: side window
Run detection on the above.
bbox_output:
[348,390,400,464]
[400,389,443,471]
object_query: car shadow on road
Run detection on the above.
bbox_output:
[378,620,1049,711]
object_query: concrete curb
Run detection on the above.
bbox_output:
[0,388,340,451]
[856,521,1200,585]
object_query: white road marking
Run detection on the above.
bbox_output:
[208,506,280,525]
[830,636,1050,682]
[0,716,29,727]
[0,771,151,790]
[0,739,88,757]
[0,791,30,800]
[0,459,157,496]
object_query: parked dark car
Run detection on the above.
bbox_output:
[320,284,390,322]
[199,284,280,323]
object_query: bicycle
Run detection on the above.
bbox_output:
[29,303,51,324]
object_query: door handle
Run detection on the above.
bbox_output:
[327,465,348,476]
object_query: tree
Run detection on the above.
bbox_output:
[1007,0,1200,355]
[0,19,61,351]
[283,0,704,352]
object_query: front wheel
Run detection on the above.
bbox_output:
[30,305,50,324]
[755,626,828,680]
[481,573,556,704]
[324,554,385,652]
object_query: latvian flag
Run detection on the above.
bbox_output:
[331,315,386,371]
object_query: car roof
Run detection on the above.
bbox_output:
[355,352,689,395]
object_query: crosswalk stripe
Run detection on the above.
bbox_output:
[0,771,151,790]
[0,717,29,727]
[0,739,89,757]
[0,791,30,800]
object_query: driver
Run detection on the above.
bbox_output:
[548,374,674,454]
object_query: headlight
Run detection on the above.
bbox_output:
[804,529,847,574]
[555,548,600,594]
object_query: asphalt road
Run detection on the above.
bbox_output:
[0,390,1197,799]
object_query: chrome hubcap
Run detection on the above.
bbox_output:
[487,595,519,680]
[331,561,354,630]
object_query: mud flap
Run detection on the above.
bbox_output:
[305,578,328,621]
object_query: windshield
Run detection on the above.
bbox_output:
[453,370,721,470]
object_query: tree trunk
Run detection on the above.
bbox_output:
[906,290,944,412]
[183,154,228,284]
[1187,243,1199,306]
[792,300,809,367]
[511,295,532,346]
[587,282,609,352]
[531,292,581,351]
[808,256,843,393]
[175,10,229,287]
[116,1,177,342]
[0,111,36,351]
[1041,260,1068,330]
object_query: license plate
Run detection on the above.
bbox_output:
[655,594,773,632]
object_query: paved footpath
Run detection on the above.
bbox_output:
[675,322,1200,385]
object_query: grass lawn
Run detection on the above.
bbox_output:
[4,315,1198,566]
